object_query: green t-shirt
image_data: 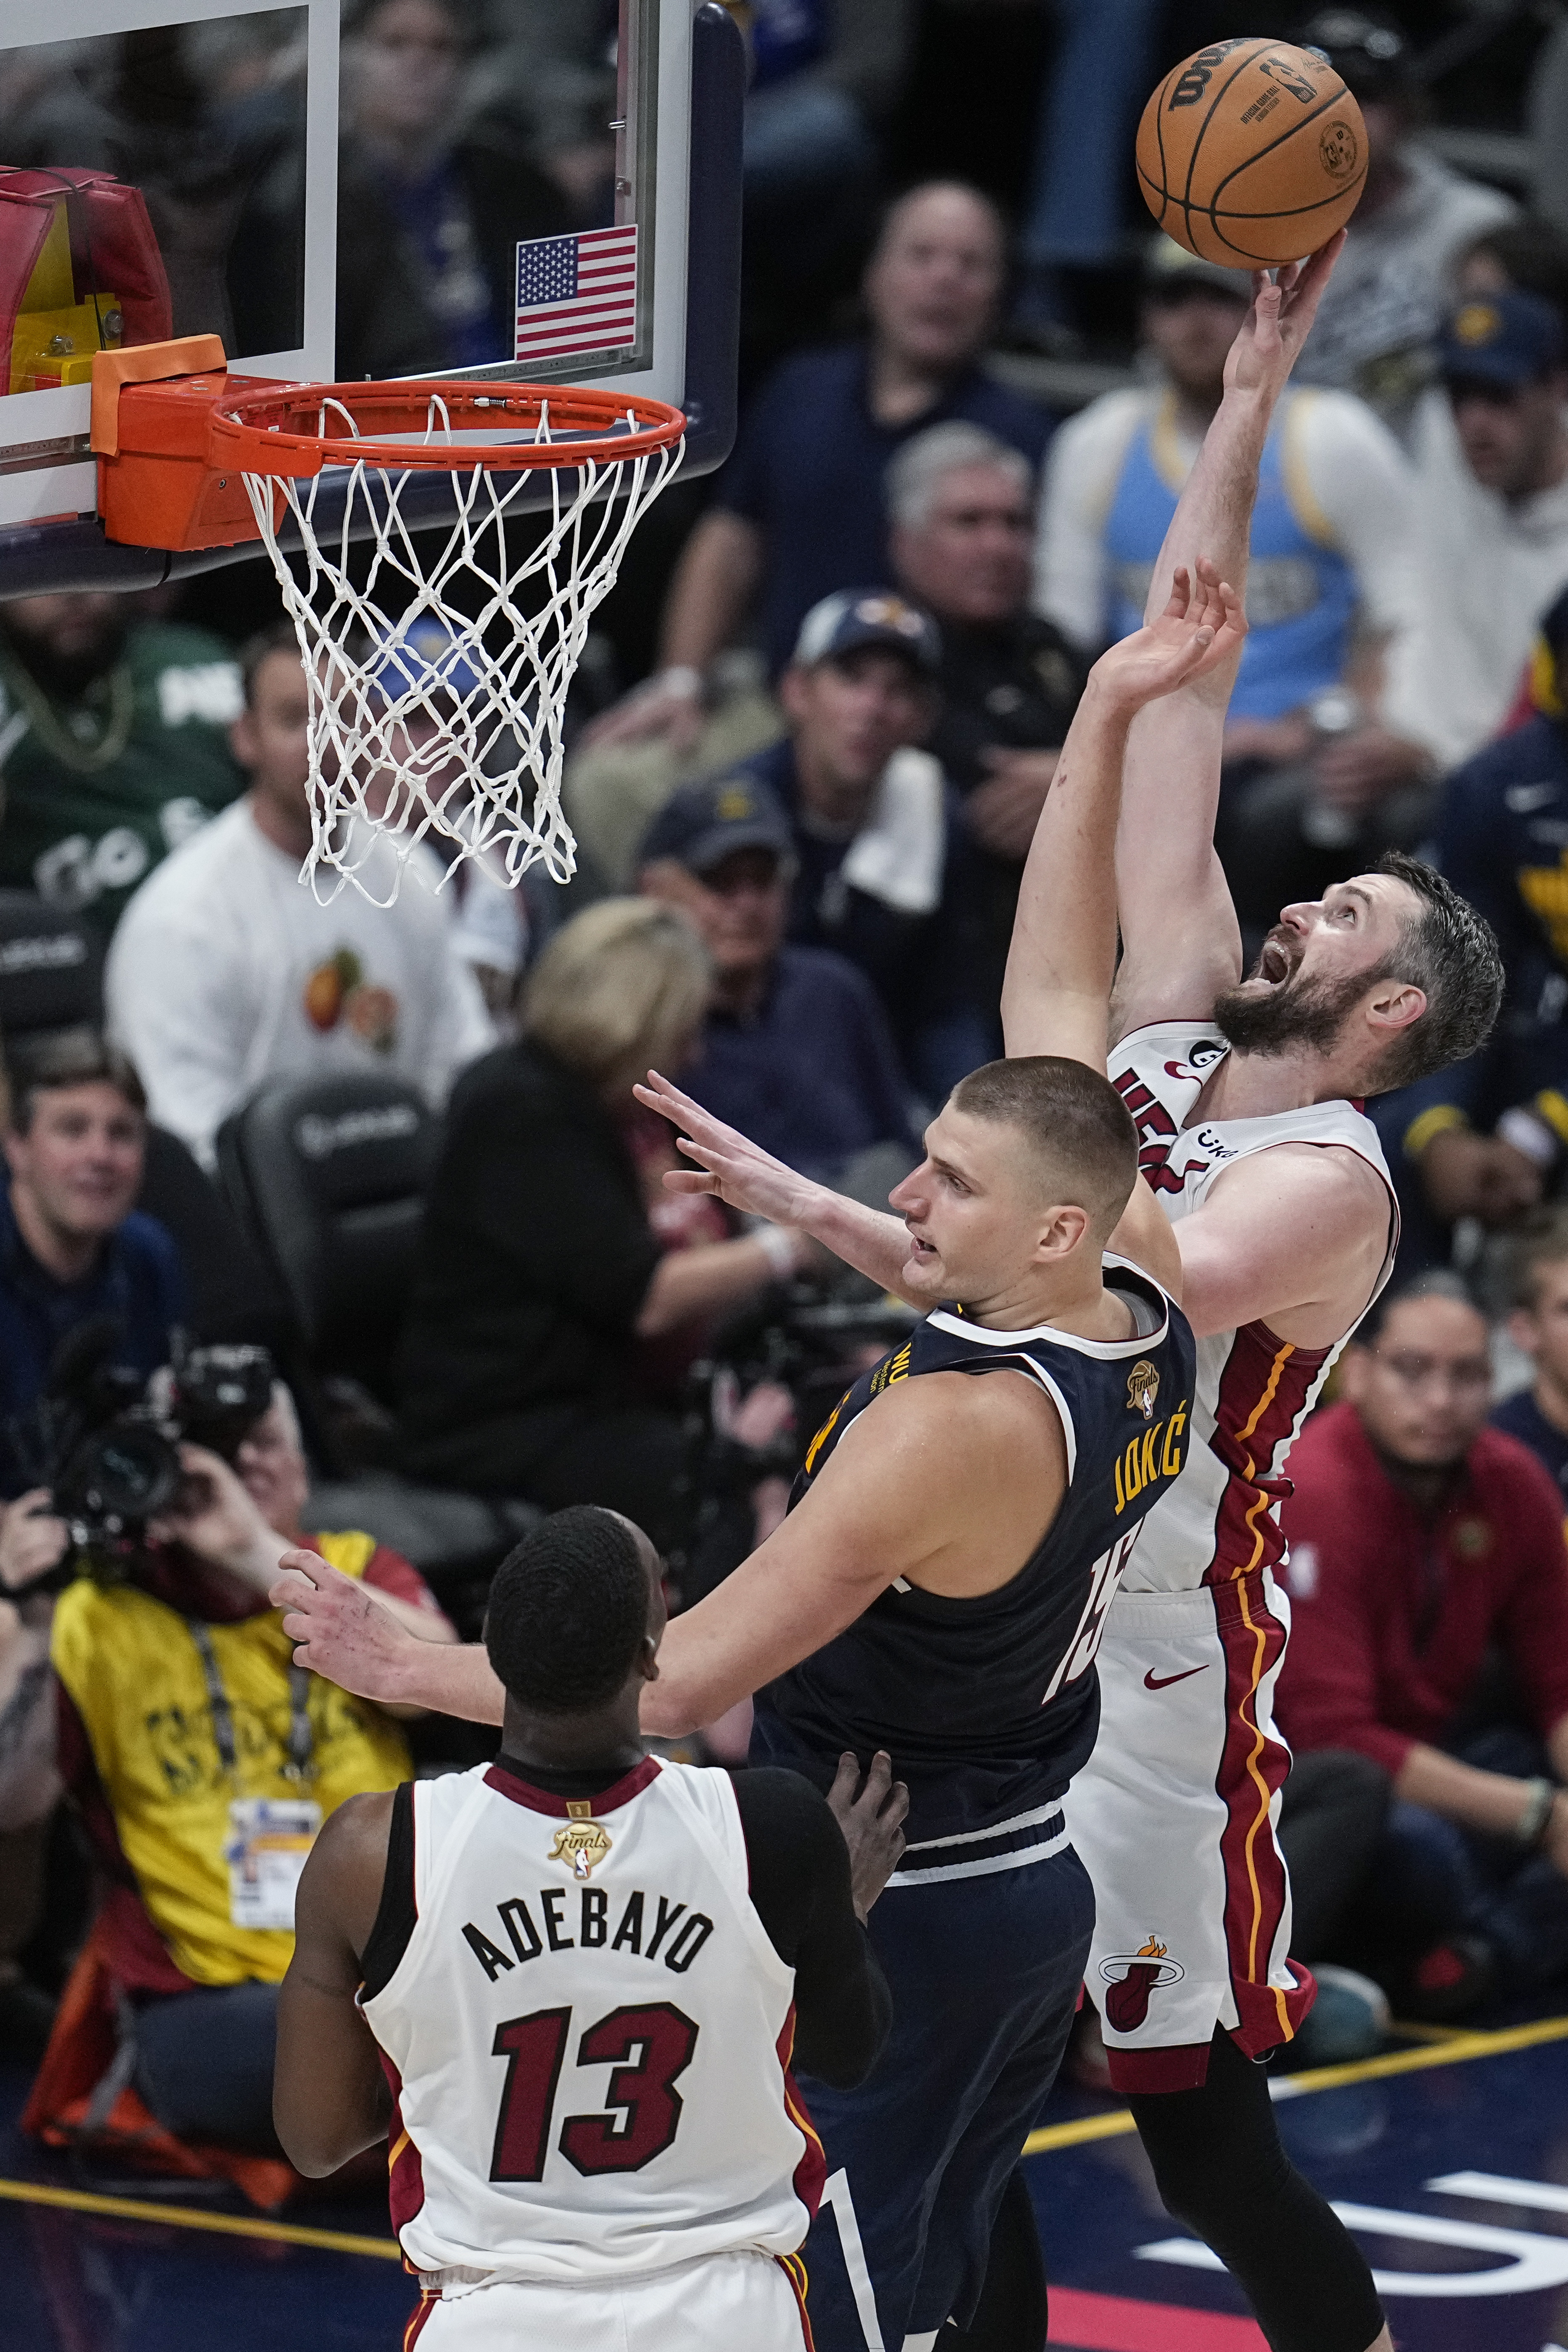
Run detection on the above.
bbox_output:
[0,621,245,937]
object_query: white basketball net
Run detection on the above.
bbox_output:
[241,395,684,904]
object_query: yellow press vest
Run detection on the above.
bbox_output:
[51,1532,412,1987]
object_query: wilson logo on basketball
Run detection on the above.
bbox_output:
[1099,1934,1187,2033]
[1166,40,1243,108]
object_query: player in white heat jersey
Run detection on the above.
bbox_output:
[273,1507,904,2351]
[1003,259,1505,2352]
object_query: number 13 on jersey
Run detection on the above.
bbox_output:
[491,2001,698,2182]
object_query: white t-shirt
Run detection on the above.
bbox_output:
[1291,146,1515,422]
[105,799,495,1167]
[1033,383,1419,664]
[1379,388,1568,772]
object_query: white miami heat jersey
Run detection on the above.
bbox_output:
[1107,1020,1397,1596]
[361,1755,823,2291]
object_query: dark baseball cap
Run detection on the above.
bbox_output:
[1142,234,1252,302]
[637,773,794,877]
[1439,291,1567,390]
[791,588,941,677]
[1291,11,1411,101]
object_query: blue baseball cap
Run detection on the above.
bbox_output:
[638,773,795,877]
[1438,291,1566,390]
[366,613,484,703]
[791,588,941,677]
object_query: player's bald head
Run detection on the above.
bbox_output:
[485,1507,662,1715]
[949,1058,1138,1240]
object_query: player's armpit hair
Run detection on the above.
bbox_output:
[484,1507,650,1715]
[1366,852,1504,1093]
[951,1058,1138,1234]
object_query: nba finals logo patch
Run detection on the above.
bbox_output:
[1099,1934,1186,2033]
[1126,1361,1160,1422]
[550,1803,612,1881]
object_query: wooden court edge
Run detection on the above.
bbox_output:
[0,2012,1561,2261]
[1021,2009,1568,2155]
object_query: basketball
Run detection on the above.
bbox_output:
[1136,38,1368,269]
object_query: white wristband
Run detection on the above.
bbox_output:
[651,665,703,700]
[754,1223,798,1280]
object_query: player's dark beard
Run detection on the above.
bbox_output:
[1212,962,1374,1059]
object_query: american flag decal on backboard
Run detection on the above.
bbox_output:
[514,225,638,365]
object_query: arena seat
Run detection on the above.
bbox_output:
[214,1068,438,1405]
[0,889,105,1036]
[215,1070,538,1608]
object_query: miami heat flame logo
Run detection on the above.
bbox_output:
[1126,1361,1160,1422]
[1099,1933,1186,2032]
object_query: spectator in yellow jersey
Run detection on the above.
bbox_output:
[11,1385,455,2169]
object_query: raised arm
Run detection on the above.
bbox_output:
[631,1071,920,1301]
[1001,561,1242,1065]
[1002,562,1243,1293]
[274,1371,1063,1734]
[1113,239,1344,1033]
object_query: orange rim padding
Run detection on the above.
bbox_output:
[209,378,687,482]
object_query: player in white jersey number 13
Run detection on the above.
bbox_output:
[1000,248,1505,2352]
[273,1507,907,2350]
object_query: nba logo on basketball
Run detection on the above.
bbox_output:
[1099,1935,1187,2032]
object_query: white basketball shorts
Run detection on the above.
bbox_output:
[402,2249,811,2351]
[1064,1570,1315,2093]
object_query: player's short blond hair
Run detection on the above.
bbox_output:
[521,898,711,1093]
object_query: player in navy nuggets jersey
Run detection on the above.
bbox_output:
[275,1508,906,2349]
[272,575,1232,2349]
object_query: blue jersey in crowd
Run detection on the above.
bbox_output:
[0,1182,187,1498]
[1375,714,1568,1198]
[713,343,1052,674]
[736,735,993,1098]
[1104,390,1356,722]
[1492,1388,1568,1514]
[751,1258,1197,1851]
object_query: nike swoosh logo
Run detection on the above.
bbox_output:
[1507,782,1560,813]
[1144,1665,1210,1690]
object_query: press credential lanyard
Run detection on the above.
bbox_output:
[188,1619,316,1789]
[190,1620,321,1933]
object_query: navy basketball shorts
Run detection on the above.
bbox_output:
[793,1811,1093,2352]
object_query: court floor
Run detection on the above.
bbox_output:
[4,2020,1568,2348]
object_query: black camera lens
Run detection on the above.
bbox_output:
[58,1424,182,1527]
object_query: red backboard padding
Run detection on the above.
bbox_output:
[0,166,173,366]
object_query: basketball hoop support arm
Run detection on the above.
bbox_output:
[90,336,294,553]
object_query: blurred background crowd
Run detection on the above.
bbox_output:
[3,0,1568,2178]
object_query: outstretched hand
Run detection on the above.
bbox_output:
[826,1750,909,1922]
[632,1070,820,1226]
[272,1550,421,1704]
[1090,558,1245,711]
[1223,232,1346,400]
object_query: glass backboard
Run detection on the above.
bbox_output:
[0,0,738,568]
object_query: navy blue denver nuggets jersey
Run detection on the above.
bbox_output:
[751,1257,1196,1850]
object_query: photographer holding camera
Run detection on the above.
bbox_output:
[2,1348,455,2171]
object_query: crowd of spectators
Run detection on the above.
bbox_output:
[5,0,1568,2167]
